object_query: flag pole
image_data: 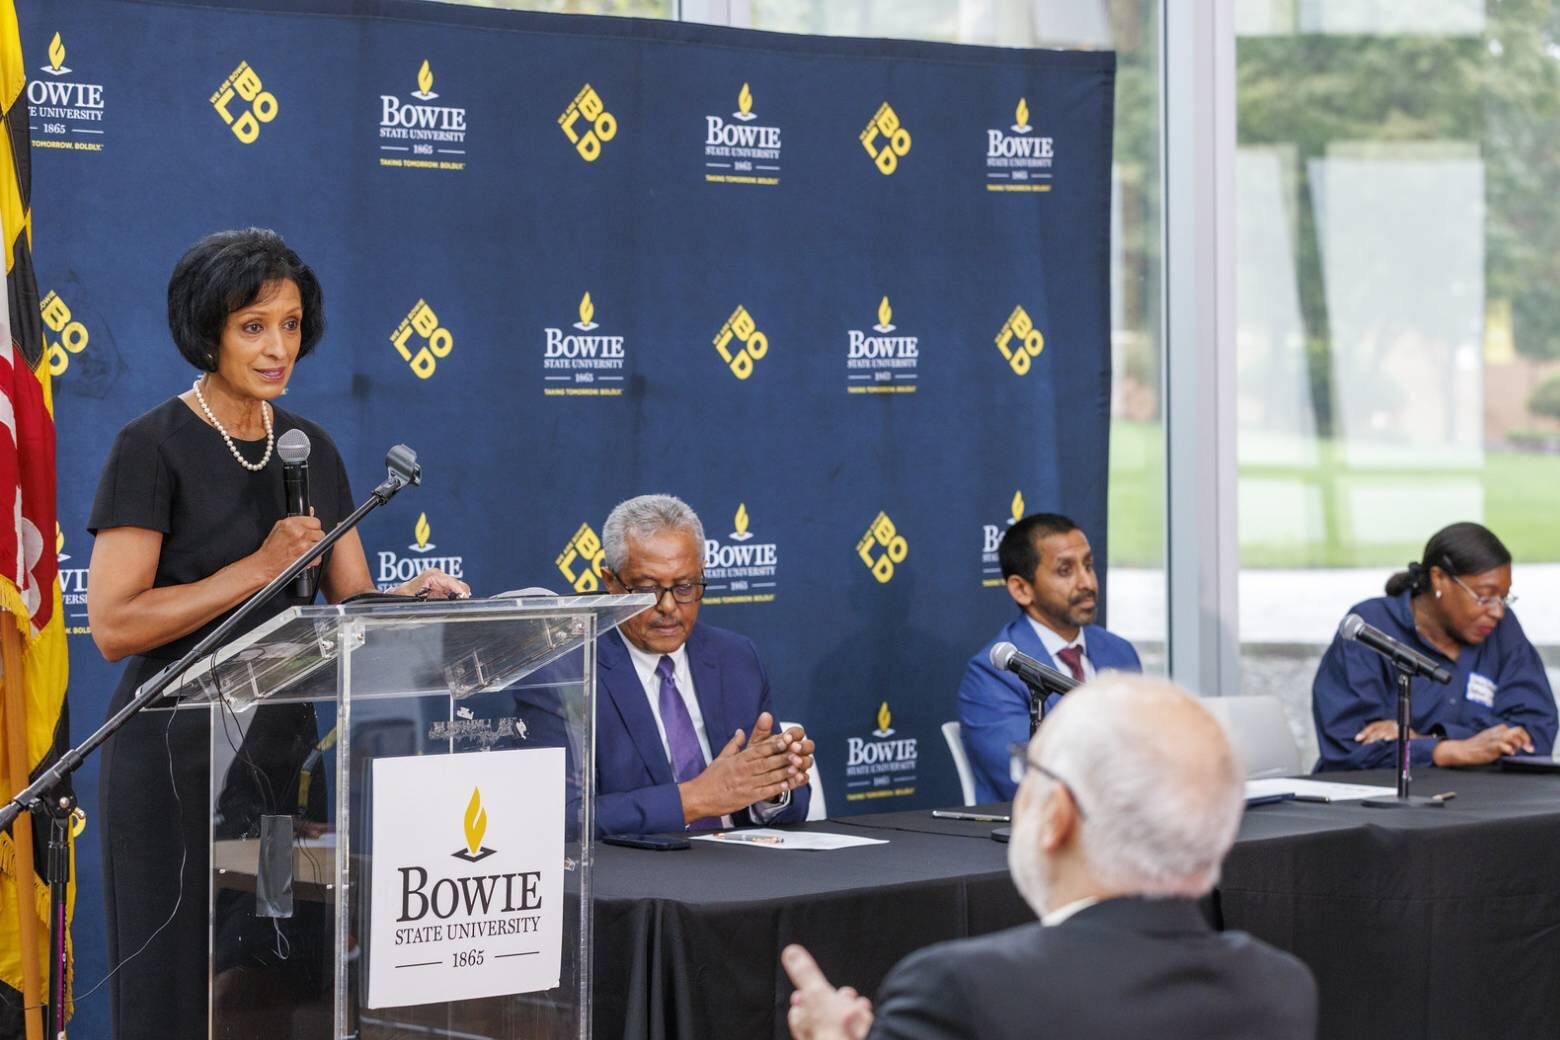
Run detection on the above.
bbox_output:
[1,619,44,1040]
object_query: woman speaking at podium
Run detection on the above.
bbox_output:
[85,228,467,1039]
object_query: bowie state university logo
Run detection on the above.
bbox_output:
[558,84,617,162]
[981,490,1025,587]
[41,290,90,377]
[453,788,496,863]
[702,504,779,605]
[986,97,1054,193]
[29,32,105,153]
[57,527,90,637]
[859,101,911,175]
[713,305,769,380]
[210,61,278,144]
[543,292,627,398]
[377,514,465,590]
[845,701,918,803]
[856,512,908,584]
[379,60,467,172]
[846,296,918,395]
[704,83,781,187]
[390,299,456,380]
[555,522,606,593]
[993,304,1045,375]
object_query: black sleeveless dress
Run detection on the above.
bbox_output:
[88,397,352,1040]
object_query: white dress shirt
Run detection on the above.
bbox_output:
[1027,616,1095,681]
[619,638,790,827]
[1040,895,1101,927]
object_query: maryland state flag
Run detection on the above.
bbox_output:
[0,1,72,1035]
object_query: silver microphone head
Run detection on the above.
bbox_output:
[277,428,311,465]
[989,641,1018,670]
[1339,613,1366,642]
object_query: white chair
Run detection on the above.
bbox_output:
[1198,696,1302,778]
[778,721,827,820]
[942,721,978,806]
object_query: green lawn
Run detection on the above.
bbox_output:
[1107,421,1560,569]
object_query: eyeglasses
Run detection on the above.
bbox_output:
[608,572,707,604]
[1449,573,1517,612]
[1008,744,1087,820]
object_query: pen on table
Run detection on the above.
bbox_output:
[931,810,1011,823]
[712,832,784,844]
[1430,791,1457,803]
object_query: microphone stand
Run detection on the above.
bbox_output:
[0,445,422,1035]
[1361,660,1447,810]
[1018,673,1075,738]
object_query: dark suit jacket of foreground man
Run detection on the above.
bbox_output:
[866,896,1316,1040]
[594,623,811,835]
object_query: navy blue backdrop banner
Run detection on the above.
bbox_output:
[20,0,1112,1029]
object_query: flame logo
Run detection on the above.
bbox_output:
[55,523,69,563]
[413,512,432,550]
[1010,489,1025,523]
[738,82,753,115]
[872,295,895,333]
[418,60,434,96]
[732,502,751,539]
[876,701,892,734]
[463,787,487,857]
[579,292,594,327]
[1015,97,1030,128]
[44,32,69,75]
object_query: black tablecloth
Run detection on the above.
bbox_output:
[591,768,1560,1040]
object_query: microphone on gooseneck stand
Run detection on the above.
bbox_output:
[277,428,315,600]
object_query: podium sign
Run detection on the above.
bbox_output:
[151,593,652,1039]
[367,747,565,1009]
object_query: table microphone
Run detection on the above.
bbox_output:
[989,641,1079,694]
[277,428,316,600]
[1339,614,1451,684]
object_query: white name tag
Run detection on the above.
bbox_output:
[1466,672,1497,708]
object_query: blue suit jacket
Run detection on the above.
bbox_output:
[595,623,810,836]
[957,615,1142,803]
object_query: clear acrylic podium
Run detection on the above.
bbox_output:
[147,593,653,1040]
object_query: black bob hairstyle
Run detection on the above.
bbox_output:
[998,512,1083,582]
[1385,522,1512,597]
[167,228,325,371]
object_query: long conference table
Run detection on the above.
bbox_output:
[590,767,1560,1040]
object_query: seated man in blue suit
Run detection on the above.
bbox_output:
[958,513,1141,802]
[595,493,813,835]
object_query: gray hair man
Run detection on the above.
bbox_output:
[783,675,1317,1040]
[593,493,814,835]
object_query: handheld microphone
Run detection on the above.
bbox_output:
[1339,614,1452,684]
[989,641,1080,695]
[277,429,316,600]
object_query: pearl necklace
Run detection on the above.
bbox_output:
[191,377,274,472]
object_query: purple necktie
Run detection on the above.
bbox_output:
[1055,645,1086,683]
[656,655,719,830]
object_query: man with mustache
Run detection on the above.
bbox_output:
[594,494,813,834]
[957,513,1141,802]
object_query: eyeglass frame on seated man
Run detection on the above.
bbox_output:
[606,577,709,604]
[1008,743,1088,820]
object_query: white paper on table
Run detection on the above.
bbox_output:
[690,828,889,851]
[1245,777,1398,803]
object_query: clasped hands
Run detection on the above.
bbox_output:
[1355,718,1534,765]
[679,712,814,823]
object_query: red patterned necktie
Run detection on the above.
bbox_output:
[1055,645,1086,683]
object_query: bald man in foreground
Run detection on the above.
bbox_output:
[783,675,1318,1040]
